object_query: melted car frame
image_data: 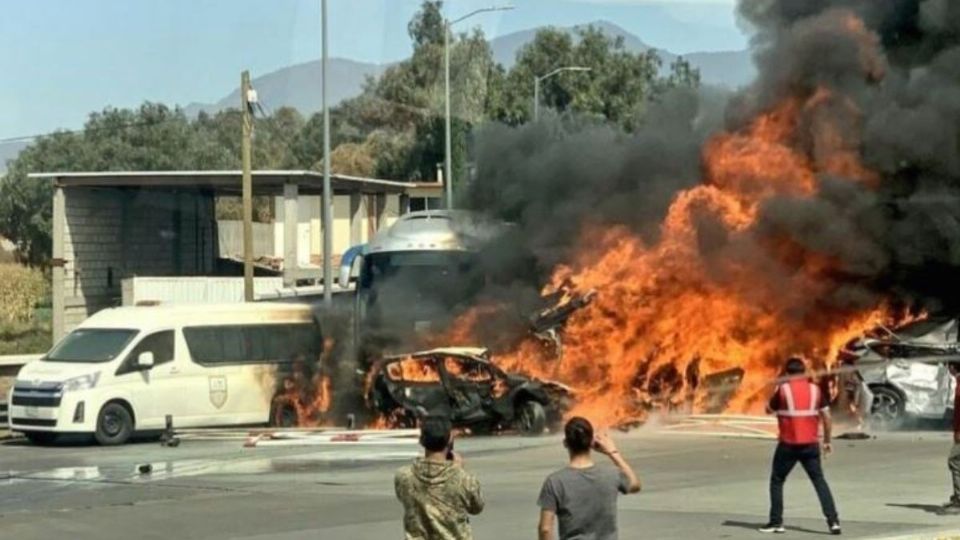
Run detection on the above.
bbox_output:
[366,348,569,435]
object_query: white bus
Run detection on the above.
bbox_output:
[339,210,503,362]
[8,302,321,445]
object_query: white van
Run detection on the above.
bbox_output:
[8,302,322,445]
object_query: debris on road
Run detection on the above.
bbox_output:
[659,414,777,440]
[243,428,419,448]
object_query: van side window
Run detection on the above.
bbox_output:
[183,324,320,365]
[116,331,174,376]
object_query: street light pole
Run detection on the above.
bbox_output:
[533,76,539,122]
[321,0,332,307]
[443,5,514,209]
[444,21,452,209]
[533,66,591,121]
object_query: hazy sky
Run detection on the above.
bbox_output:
[0,0,746,140]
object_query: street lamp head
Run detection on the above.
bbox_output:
[537,65,593,82]
[451,5,515,25]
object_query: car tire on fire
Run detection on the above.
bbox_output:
[94,402,134,446]
[869,386,906,430]
[270,402,298,428]
[516,400,547,436]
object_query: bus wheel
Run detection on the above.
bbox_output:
[95,402,134,445]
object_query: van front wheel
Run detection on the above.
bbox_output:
[95,402,134,445]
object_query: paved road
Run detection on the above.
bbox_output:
[1,429,959,539]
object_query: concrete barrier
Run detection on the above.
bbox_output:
[0,354,38,402]
[0,354,41,368]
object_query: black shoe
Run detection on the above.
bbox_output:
[829,522,842,535]
[758,523,785,534]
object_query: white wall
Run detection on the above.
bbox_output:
[273,193,402,266]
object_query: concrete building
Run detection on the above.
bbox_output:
[29,171,443,341]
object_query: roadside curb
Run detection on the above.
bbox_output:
[0,430,22,441]
[869,526,960,539]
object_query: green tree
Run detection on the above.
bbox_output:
[0,102,301,264]
[0,133,82,266]
[492,26,698,130]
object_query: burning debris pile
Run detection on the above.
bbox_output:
[456,0,960,427]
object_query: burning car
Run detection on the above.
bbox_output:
[839,317,960,428]
[366,347,573,435]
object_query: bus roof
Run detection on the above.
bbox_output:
[367,210,503,254]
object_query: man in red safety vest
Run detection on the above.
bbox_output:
[759,357,841,535]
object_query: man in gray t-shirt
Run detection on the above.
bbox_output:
[537,418,641,540]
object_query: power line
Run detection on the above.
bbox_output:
[0,116,184,145]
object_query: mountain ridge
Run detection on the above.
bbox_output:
[0,20,754,173]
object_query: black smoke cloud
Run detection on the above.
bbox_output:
[464,0,960,317]
[464,88,727,299]
[742,0,960,313]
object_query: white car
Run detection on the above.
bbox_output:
[840,317,960,429]
[9,302,322,445]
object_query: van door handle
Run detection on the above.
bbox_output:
[169,367,181,375]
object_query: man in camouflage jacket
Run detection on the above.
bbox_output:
[395,416,485,540]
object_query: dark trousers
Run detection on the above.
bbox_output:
[769,442,839,525]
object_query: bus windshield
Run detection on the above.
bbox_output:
[359,250,484,338]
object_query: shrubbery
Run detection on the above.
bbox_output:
[0,263,48,325]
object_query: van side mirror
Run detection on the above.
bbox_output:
[137,351,155,369]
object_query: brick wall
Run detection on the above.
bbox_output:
[59,188,216,335]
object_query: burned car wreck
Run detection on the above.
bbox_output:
[839,317,960,428]
[366,347,573,435]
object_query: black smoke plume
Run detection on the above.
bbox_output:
[464,0,960,317]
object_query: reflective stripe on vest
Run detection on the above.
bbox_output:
[775,379,822,444]
[776,382,820,417]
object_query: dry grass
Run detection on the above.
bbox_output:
[0,263,48,325]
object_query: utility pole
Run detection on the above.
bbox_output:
[321,0,333,307]
[443,20,452,209]
[241,70,254,302]
[533,76,540,122]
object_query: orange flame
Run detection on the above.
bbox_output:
[441,22,905,428]
[273,338,336,427]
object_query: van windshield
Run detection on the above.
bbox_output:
[45,329,138,363]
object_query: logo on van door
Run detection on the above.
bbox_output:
[209,376,228,409]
